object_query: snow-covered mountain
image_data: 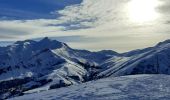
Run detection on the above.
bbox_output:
[97,39,170,78]
[0,37,117,99]
[11,74,170,100]
[0,37,170,99]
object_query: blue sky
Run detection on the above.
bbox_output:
[0,0,82,19]
[0,0,170,52]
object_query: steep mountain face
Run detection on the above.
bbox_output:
[0,37,117,99]
[1,38,170,99]
[97,39,170,78]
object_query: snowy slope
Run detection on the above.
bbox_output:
[97,39,170,78]
[1,38,170,99]
[11,74,170,100]
[0,37,117,99]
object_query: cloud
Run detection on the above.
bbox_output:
[156,0,170,24]
[0,0,170,52]
[54,0,130,30]
[157,0,170,14]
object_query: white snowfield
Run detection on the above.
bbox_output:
[11,74,170,100]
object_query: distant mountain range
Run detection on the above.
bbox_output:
[0,37,170,99]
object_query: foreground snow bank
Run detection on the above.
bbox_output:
[11,74,170,100]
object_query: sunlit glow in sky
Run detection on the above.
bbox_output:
[128,0,160,23]
[0,0,170,52]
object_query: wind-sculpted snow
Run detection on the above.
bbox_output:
[11,75,170,100]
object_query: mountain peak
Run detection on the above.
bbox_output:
[156,39,170,46]
[40,37,51,42]
[37,37,67,50]
[14,39,35,45]
[11,37,68,52]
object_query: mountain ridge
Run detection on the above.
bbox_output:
[0,37,170,99]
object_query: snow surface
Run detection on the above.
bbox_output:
[0,37,118,99]
[1,38,170,99]
[11,74,170,100]
[97,39,170,77]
